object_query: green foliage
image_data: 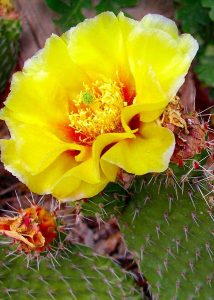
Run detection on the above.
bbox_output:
[202,0,214,21]
[195,44,214,87]
[175,0,211,40]
[45,0,139,31]
[0,18,21,93]
[118,175,214,299]
[45,0,93,31]
[95,0,139,14]
[174,0,214,92]
[0,243,141,299]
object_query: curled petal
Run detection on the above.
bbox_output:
[93,132,135,179]
[102,122,175,175]
[0,116,84,175]
[1,141,78,194]
[52,175,108,202]
[50,132,134,187]
[121,104,143,132]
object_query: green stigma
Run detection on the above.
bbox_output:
[82,92,94,104]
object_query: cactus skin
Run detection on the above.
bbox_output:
[118,175,214,300]
[81,182,128,221]
[0,7,21,93]
[0,243,142,300]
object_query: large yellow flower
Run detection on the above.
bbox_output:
[0,13,198,201]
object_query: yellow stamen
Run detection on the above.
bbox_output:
[69,80,125,144]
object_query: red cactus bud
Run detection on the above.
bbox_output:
[162,97,207,164]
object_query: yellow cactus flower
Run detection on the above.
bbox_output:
[0,13,198,201]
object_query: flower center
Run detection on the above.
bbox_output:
[69,80,127,145]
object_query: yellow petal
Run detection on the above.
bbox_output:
[2,73,69,127]
[93,132,135,179]
[93,132,135,157]
[65,132,135,184]
[2,35,88,127]
[118,12,138,37]
[127,14,198,118]
[121,104,143,132]
[139,14,179,38]
[117,12,137,88]
[121,68,168,124]
[30,153,79,195]
[51,173,81,200]
[54,177,109,202]
[72,132,135,183]
[75,146,91,162]
[63,156,100,184]
[0,116,84,175]
[100,160,119,182]
[66,12,125,80]
[134,65,168,121]
[24,34,88,95]
[102,122,175,175]
[1,140,80,195]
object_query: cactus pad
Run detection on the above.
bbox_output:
[0,243,142,299]
[119,175,214,299]
[81,182,128,221]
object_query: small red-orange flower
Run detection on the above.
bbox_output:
[0,205,57,253]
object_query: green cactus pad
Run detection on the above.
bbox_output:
[0,243,142,299]
[0,18,21,93]
[119,175,214,299]
[81,182,129,220]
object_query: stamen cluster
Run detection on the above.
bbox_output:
[69,80,126,145]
